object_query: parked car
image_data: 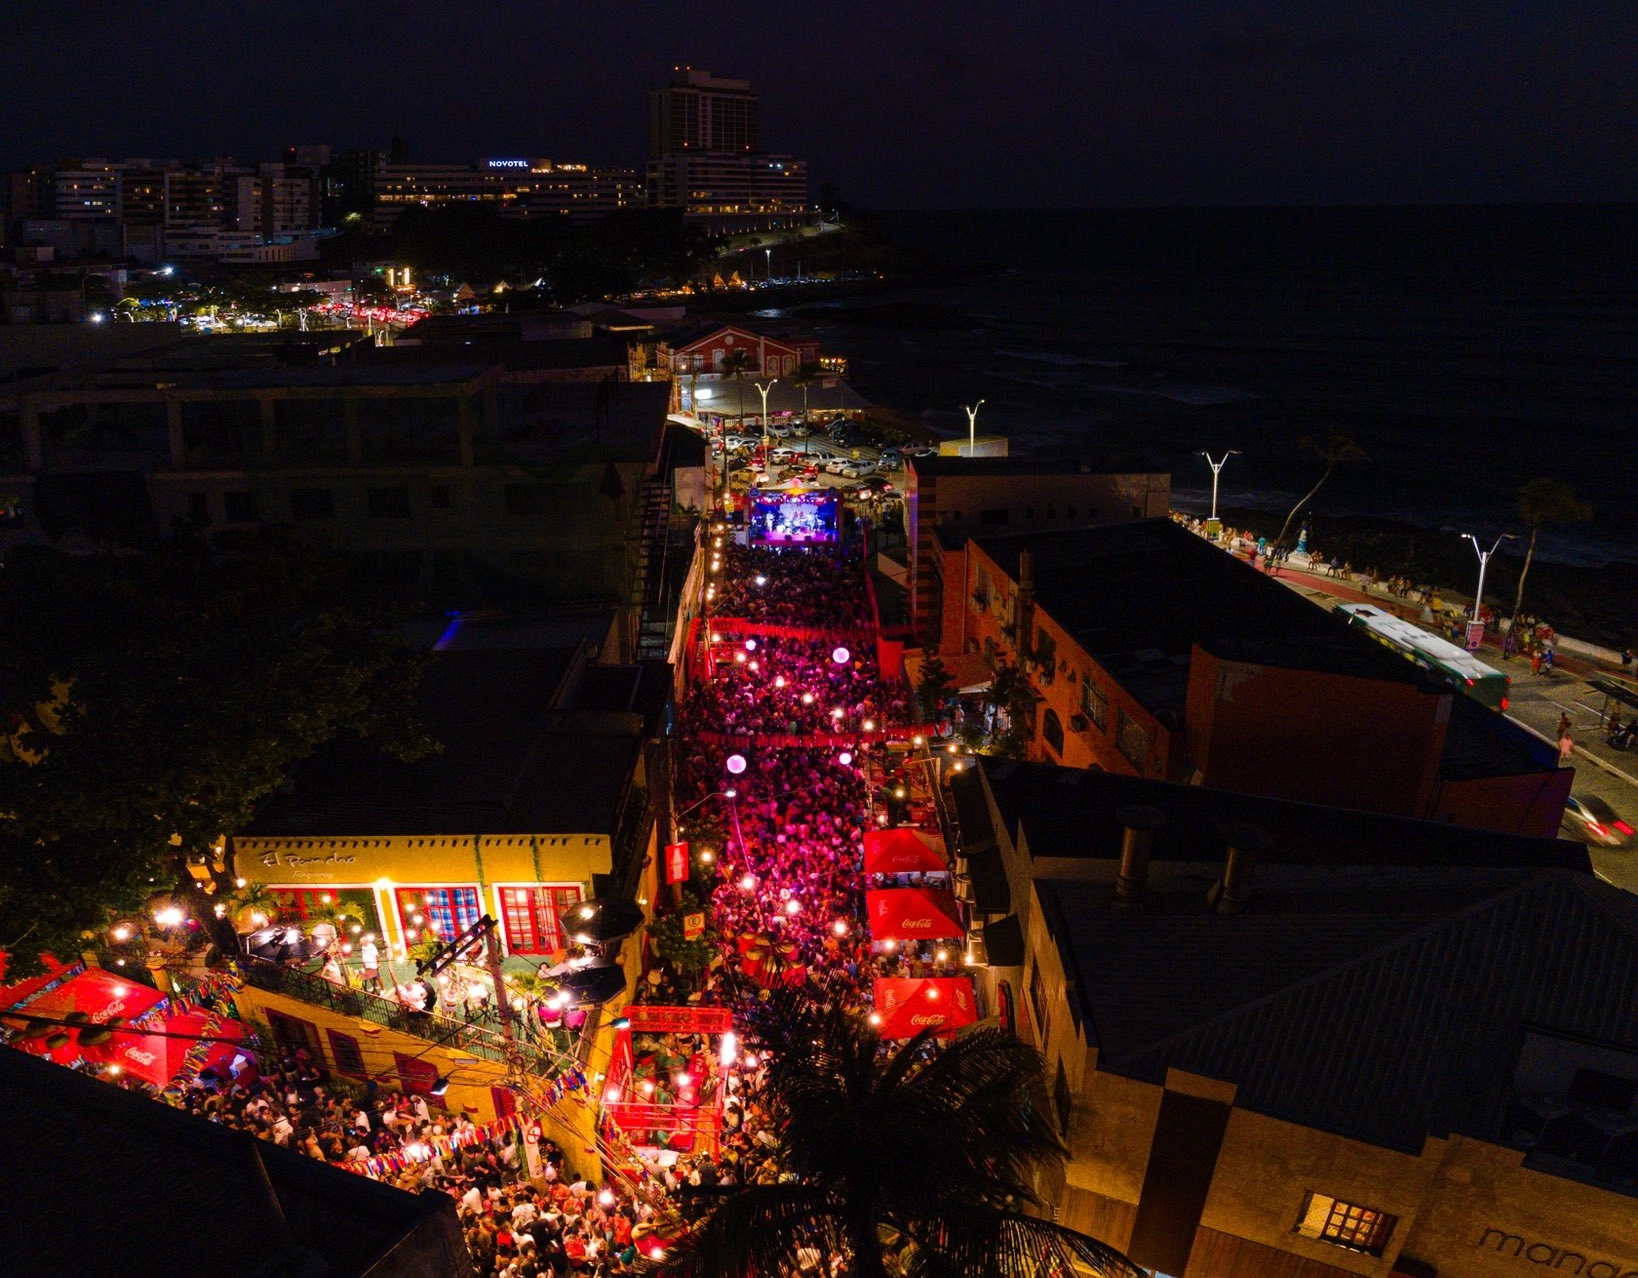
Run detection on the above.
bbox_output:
[768,421,792,438]
[770,447,799,463]
[825,459,853,475]
[839,461,876,479]
[1560,793,1634,847]
[877,449,903,469]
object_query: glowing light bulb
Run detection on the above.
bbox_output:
[868,1013,882,1026]
[832,920,848,936]
[831,708,844,720]
[605,1088,621,1103]
[785,899,801,915]
[802,692,815,705]
[832,647,850,664]
[838,751,853,766]
[744,639,757,652]
[774,675,785,688]
[863,719,875,732]
[739,874,756,892]
[735,651,747,664]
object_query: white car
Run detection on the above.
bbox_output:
[770,448,799,463]
[768,422,792,438]
[839,463,874,479]
[825,459,853,475]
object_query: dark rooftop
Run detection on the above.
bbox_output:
[1040,871,1638,1154]
[967,757,1590,873]
[246,648,643,838]
[0,1046,468,1276]
[974,520,1438,716]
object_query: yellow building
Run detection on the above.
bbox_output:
[232,647,661,964]
[952,758,1638,1278]
[225,645,665,1162]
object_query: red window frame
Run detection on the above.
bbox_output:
[497,886,584,955]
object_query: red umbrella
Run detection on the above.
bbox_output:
[873,977,979,1039]
[865,887,964,941]
[861,828,948,875]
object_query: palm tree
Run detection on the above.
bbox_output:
[720,348,756,438]
[659,993,1143,1278]
[1508,478,1592,632]
[791,360,822,454]
[1274,431,1369,550]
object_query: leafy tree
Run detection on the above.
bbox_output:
[0,535,433,976]
[662,992,1143,1278]
[1274,431,1369,549]
[916,652,956,721]
[649,890,718,979]
[982,660,1035,758]
[1508,478,1593,630]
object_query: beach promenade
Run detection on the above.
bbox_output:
[1254,552,1638,892]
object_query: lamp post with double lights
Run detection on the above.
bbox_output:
[962,400,985,457]
[755,379,778,476]
[1200,449,1240,536]
[1462,531,1516,637]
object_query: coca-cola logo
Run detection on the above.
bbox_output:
[909,1014,947,1026]
[899,918,935,930]
[123,1046,158,1066]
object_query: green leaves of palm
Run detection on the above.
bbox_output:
[659,994,1142,1278]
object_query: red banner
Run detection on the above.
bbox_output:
[862,828,948,875]
[665,841,690,885]
[873,977,979,1038]
[621,1004,735,1034]
[865,887,964,940]
[694,726,940,750]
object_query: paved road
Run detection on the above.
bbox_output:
[1272,561,1638,892]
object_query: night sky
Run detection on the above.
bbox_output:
[5,0,1635,207]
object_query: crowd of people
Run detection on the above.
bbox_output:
[88,535,950,1278]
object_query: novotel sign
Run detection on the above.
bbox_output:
[486,158,529,169]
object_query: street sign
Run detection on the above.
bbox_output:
[682,912,706,940]
[1465,621,1486,652]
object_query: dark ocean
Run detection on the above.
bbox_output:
[781,206,1638,566]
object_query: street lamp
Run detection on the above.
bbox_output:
[764,248,773,281]
[1200,450,1241,529]
[962,400,986,457]
[1461,532,1516,625]
[755,379,778,470]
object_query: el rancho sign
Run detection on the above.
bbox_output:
[1476,1228,1638,1277]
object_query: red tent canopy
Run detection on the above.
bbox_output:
[88,1012,249,1086]
[12,969,165,1065]
[865,887,964,940]
[861,828,948,875]
[0,953,73,1010]
[873,977,979,1038]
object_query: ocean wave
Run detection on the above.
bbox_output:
[994,347,1128,369]
[978,367,1085,390]
[1083,382,1257,406]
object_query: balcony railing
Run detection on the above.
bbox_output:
[241,958,574,1076]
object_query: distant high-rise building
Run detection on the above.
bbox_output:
[649,67,758,158]
[644,68,809,231]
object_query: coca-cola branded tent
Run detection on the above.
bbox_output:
[861,828,948,875]
[12,969,165,1065]
[873,977,979,1038]
[86,1011,250,1087]
[864,887,964,940]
